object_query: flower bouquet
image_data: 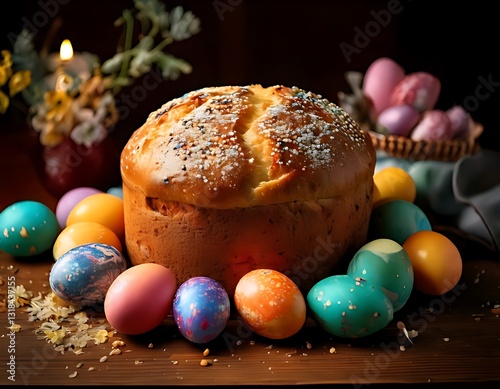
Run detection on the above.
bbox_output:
[1,0,200,197]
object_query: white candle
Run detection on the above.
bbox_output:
[44,39,95,88]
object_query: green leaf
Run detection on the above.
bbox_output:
[154,52,192,80]
[129,49,155,78]
[137,35,154,51]
[111,76,133,88]
[101,53,125,74]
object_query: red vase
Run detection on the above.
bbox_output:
[34,136,121,199]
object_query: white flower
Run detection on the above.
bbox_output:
[70,120,107,147]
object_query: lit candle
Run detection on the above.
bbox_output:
[59,39,74,63]
[44,39,93,90]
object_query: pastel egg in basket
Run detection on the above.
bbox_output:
[338,57,483,162]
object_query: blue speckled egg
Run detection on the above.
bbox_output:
[369,199,432,245]
[347,238,414,312]
[173,276,230,344]
[49,243,127,307]
[0,201,59,257]
[307,275,394,338]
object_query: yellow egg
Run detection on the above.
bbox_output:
[373,166,416,208]
[53,221,123,260]
[66,193,124,241]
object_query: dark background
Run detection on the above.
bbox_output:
[1,0,499,151]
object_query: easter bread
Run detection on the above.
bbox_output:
[120,84,376,295]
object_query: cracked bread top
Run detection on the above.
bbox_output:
[120,84,376,209]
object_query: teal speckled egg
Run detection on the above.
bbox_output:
[369,199,432,245]
[307,275,394,338]
[347,239,414,312]
[0,201,59,257]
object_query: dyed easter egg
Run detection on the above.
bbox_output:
[173,276,230,344]
[0,201,59,257]
[374,156,412,174]
[372,166,416,208]
[234,269,306,340]
[53,221,123,260]
[369,199,432,245]
[376,104,420,137]
[66,193,124,241]
[347,239,413,312]
[55,187,102,229]
[307,275,394,338]
[105,263,177,335]
[390,71,441,113]
[446,105,473,139]
[410,109,453,142]
[362,57,405,118]
[107,186,123,199]
[403,230,462,296]
[49,243,127,307]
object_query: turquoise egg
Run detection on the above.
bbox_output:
[0,201,60,257]
[374,155,412,174]
[49,243,127,307]
[369,199,431,245]
[347,239,414,312]
[107,186,123,199]
[307,275,394,338]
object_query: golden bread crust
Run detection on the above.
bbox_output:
[121,85,375,208]
[120,84,376,294]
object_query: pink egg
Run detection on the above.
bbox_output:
[446,105,473,139]
[55,187,102,228]
[410,110,453,141]
[362,57,405,119]
[104,263,177,335]
[376,104,421,137]
[390,72,441,113]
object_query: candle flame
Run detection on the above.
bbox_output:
[60,39,74,62]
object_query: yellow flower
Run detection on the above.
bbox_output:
[1,50,12,67]
[0,89,9,114]
[0,66,9,87]
[9,70,31,96]
[39,125,66,147]
[45,90,73,122]
[0,50,13,86]
[31,90,77,146]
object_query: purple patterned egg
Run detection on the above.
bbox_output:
[173,276,230,344]
[49,243,127,307]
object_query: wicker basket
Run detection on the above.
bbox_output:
[366,122,483,162]
[338,71,484,162]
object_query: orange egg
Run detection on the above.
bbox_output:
[234,269,306,339]
[53,221,123,260]
[66,193,124,241]
[373,166,416,208]
[402,230,462,295]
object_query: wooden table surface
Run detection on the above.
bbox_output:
[1,127,500,387]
